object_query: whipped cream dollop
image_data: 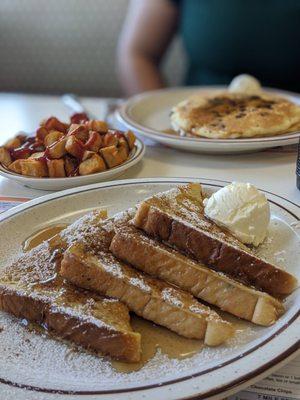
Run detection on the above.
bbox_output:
[204,182,270,246]
[228,74,262,95]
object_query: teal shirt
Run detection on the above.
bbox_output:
[171,0,300,92]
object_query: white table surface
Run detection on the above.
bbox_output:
[0,92,299,205]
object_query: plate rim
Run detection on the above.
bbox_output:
[0,177,299,399]
[117,86,300,144]
[0,137,145,183]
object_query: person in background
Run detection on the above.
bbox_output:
[117,0,300,96]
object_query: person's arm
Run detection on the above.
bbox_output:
[117,0,179,96]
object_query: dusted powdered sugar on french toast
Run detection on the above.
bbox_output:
[61,222,233,346]
[133,183,297,297]
[0,212,141,363]
[1,181,295,366]
[110,224,285,326]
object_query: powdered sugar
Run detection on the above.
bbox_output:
[162,288,183,308]
[0,309,261,393]
[0,181,298,396]
[189,305,209,315]
[60,212,107,249]
[100,255,125,278]
[49,305,113,330]
[129,277,151,293]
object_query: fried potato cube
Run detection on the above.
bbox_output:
[67,124,89,142]
[4,137,22,150]
[46,138,67,159]
[36,127,49,142]
[117,145,129,162]
[44,117,67,133]
[8,159,22,174]
[85,131,102,152]
[29,152,45,159]
[118,137,129,155]
[20,159,48,177]
[65,136,84,159]
[47,159,66,177]
[100,145,128,168]
[79,153,106,175]
[85,120,108,133]
[44,130,65,147]
[102,132,119,147]
[125,130,136,150]
[0,147,12,166]
[65,156,79,176]
[82,150,95,161]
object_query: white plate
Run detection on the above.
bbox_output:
[0,138,145,191]
[0,178,299,400]
[116,87,300,154]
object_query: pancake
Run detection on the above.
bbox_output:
[170,92,300,139]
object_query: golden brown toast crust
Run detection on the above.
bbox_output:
[133,184,297,297]
[0,215,141,363]
[59,205,233,345]
[0,283,141,362]
[110,225,284,326]
[61,241,233,345]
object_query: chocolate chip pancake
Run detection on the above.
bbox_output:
[170,92,300,139]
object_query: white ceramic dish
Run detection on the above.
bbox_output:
[0,178,299,400]
[0,138,145,191]
[116,86,300,154]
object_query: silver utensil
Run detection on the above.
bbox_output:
[61,93,98,120]
[62,94,122,122]
[103,99,123,123]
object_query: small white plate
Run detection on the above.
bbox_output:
[116,87,300,154]
[0,137,145,191]
[0,177,299,400]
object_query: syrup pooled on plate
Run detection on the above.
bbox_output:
[22,225,67,252]
[112,315,204,373]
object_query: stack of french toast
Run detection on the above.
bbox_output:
[0,184,297,363]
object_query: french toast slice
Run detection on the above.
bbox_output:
[133,183,297,297]
[110,225,285,326]
[0,211,141,362]
[61,243,233,346]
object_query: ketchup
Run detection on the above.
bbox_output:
[68,137,85,160]
[109,129,126,140]
[10,137,45,160]
[10,147,31,160]
[69,166,79,177]
[70,113,89,124]
[23,137,36,146]
[84,131,102,151]
[28,141,45,152]
[4,118,129,175]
